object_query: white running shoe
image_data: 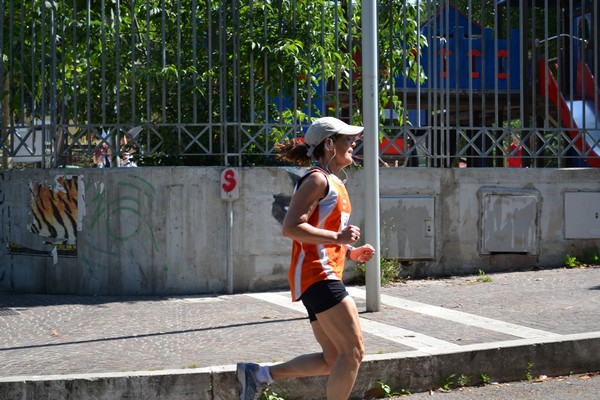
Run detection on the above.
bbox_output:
[237,362,267,400]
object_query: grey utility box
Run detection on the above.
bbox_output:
[380,196,435,260]
[479,188,540,254]
[564,192,600,239]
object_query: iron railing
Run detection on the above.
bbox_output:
[1,0,598,169]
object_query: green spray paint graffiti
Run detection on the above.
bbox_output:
[81,174,159,267]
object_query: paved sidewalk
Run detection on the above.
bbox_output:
[1,266,600,399]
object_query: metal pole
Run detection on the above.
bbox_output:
[221,167,240,294]
[227,201,234,294]
[361,0,381,312]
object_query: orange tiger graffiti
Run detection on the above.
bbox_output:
[29,176,78,245]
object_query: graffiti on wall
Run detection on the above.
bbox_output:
[87,175,158,248]
[6,175,83,259]
[79,174,159,268]
[29,176,81,244]
[7,241,78,257]
[271,170,302,225]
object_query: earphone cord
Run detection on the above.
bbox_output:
[340,168,348,184]
[325,148,348,184]
[325,148,335,173]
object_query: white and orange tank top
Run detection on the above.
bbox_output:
[288,166,351,301]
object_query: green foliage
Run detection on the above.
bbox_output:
[563,245,599,268]
[380,258,403,285]
[479,373,491,385]
[583,250,600,265]
[564,254,581,268]
[525,361,534,381]
[355,256,402,286]
[440,373,456,391]
[370,0,427,126]
[456,374,472,387]
[377,381,399,397]
[450,0,559,40]
[588,254,599,264]
[3,0,426,166]
[261,389,286,400]
[372,381,411,398]
[475,269,493,283]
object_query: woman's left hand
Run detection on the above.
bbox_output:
[349,244,375,262]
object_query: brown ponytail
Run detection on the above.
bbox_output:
[275,138,326,166]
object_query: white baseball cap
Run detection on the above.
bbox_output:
[304,117,364,156]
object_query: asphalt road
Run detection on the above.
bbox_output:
[385,373,600,400]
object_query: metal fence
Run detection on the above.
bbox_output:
[1,0,599,169]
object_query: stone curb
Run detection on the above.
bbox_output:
[2,332,599,399]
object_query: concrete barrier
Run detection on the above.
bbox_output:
[1,167,599,296]
[2,332,600,399]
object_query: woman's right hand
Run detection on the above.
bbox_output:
[338,225,361,245]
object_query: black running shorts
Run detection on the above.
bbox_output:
[300,280,349,322]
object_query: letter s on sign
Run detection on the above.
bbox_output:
[220,168,239,200]
[222,169,236,192]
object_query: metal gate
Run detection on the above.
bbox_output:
[1,0,598,169]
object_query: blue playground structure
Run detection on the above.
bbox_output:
[389,0,599,168]
[396,4,521,92]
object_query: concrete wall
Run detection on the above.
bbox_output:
[1,167,599,295]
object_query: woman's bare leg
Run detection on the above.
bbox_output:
[269,319,338,379]
[315,296,364,400]
[269,296,364,400]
